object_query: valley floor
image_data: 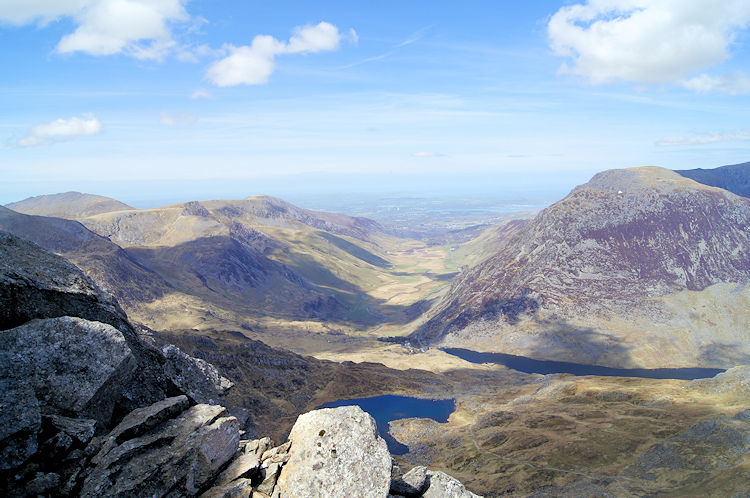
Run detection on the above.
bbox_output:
[146,232,749,496]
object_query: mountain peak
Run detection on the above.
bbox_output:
[6,191,134,219]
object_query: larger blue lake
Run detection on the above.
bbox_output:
[442,348,725,380]
[318,394,455,455]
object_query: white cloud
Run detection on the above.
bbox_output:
[18,115,102,147]
[0,0,188,60]
[190,88,213,99]
[548,0,750,85]
[206,22,345,87]
[656,128,750,146]
[56,0,187,59]
[286,22,341,53]
[159,111,197,126]
[0,0,92,25]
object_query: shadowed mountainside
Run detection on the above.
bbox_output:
[676,161,750,199]
[0,206,172,308]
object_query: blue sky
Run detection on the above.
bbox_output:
[2,0,750,206]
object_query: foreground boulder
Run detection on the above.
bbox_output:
[274,406,392,498]
[390,465,481,498]
[1,317,135,427]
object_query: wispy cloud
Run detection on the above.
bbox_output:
[190,88,213,99]
[341,25,434,69]
[412,151,447,158]
[682,73,750,95]
[159,112,197,126]
[656,128,750,146]
[18,115,102,147]
[395,24,434,48]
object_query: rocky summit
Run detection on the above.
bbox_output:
[0,231,478,497]
[417,166,750,368]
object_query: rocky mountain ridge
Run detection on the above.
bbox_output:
[417,167,750,368]
[676,161,750,199]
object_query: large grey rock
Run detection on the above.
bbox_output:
[0,316,136,425]
[95,395,189,455]
[423,470,482,498]
[82,403,240,497]
[274,406,391,498]
[201,477,255,498]
[0,378,40,469]
[212,452,261,487]
[391,465,427,496]
[161,344,234,404]
[45,415,97,446]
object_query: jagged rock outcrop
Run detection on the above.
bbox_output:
[81,400,239,497]
[0,230,135,334]
[0,230,479,497]
[416,167,750,368]
[0,232,230,493]
[274,406,392,497]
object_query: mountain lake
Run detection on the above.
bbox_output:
[318,394,456,455]
[442,348,725,380]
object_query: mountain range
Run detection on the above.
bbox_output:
[3,193,413,336]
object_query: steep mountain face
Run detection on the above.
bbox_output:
[418,167,750,368]
[6,191,134,219]
[0,206,172,308]
[676,161,750,199]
